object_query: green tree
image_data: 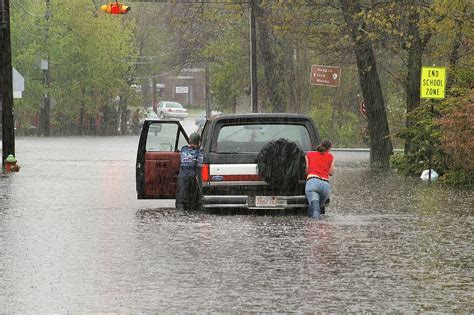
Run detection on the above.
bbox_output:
[11,0,137,135]
[389,0,473,184]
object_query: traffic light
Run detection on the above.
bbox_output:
[100,1,130,15]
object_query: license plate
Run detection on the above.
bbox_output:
[255,196,287,207]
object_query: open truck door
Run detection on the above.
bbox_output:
[136,120,189,199]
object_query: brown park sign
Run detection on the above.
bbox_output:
[310,65,341,87]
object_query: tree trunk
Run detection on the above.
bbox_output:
[255,2,285,112]
[79,104,85,136]
[404,7,426,155]
[119,96,128,135]
[1,0,15,166]
[447,4,467,90]
[447,29,462,89]
[249,0,258,112]
[340,0,393,168]
[142,80,152,108]
[285,42,299,113]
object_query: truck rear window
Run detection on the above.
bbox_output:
[216,123,312,153]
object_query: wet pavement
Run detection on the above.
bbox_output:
[0,134,472,312]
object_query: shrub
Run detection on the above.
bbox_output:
[392,105,450,176]
[437,88,473,185]
[437,91,473,173]
[393,86,473,186]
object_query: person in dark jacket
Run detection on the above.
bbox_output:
[175,132,203,211]
[305,139,335,219]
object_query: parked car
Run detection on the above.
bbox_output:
[195,110,222,133]
[136,113,321,211]
[138,107,159,128]
[156,101,188,120]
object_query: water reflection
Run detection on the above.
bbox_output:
[0,137,472,312]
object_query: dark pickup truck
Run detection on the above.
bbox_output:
[136,113,321,210]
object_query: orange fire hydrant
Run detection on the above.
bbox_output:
[4,154,20,173]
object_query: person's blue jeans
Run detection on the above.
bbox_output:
[305,178,331,219]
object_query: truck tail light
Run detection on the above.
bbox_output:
[201,164,209,182]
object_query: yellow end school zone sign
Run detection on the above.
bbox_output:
[420,66,446,99]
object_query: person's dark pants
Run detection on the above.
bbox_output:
[175,176,201,211]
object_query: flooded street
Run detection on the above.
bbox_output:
[0,135,472,313]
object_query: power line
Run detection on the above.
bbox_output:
[111,57,158,64]
[111,53,171,64]
[11,0,85,40]
[11,0,45,19]
[11,19,44,38]
[10,1,46,30]
[136,55,166,59]
[132,69,179,79]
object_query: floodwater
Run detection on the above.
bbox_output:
[0,136,472,313]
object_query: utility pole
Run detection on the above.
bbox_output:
[249,0,258,113]
[41,0,51,136]
[1,0,15,170]
[152,78,157,109]
[205,65,210,119]
[200,1,211,120]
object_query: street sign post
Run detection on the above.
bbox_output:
[420,66,446,182]
[310,65,341,87]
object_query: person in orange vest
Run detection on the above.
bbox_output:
[305,140,335,219]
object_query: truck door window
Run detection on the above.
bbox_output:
[146,123,182,152]
[177,130,188,151]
